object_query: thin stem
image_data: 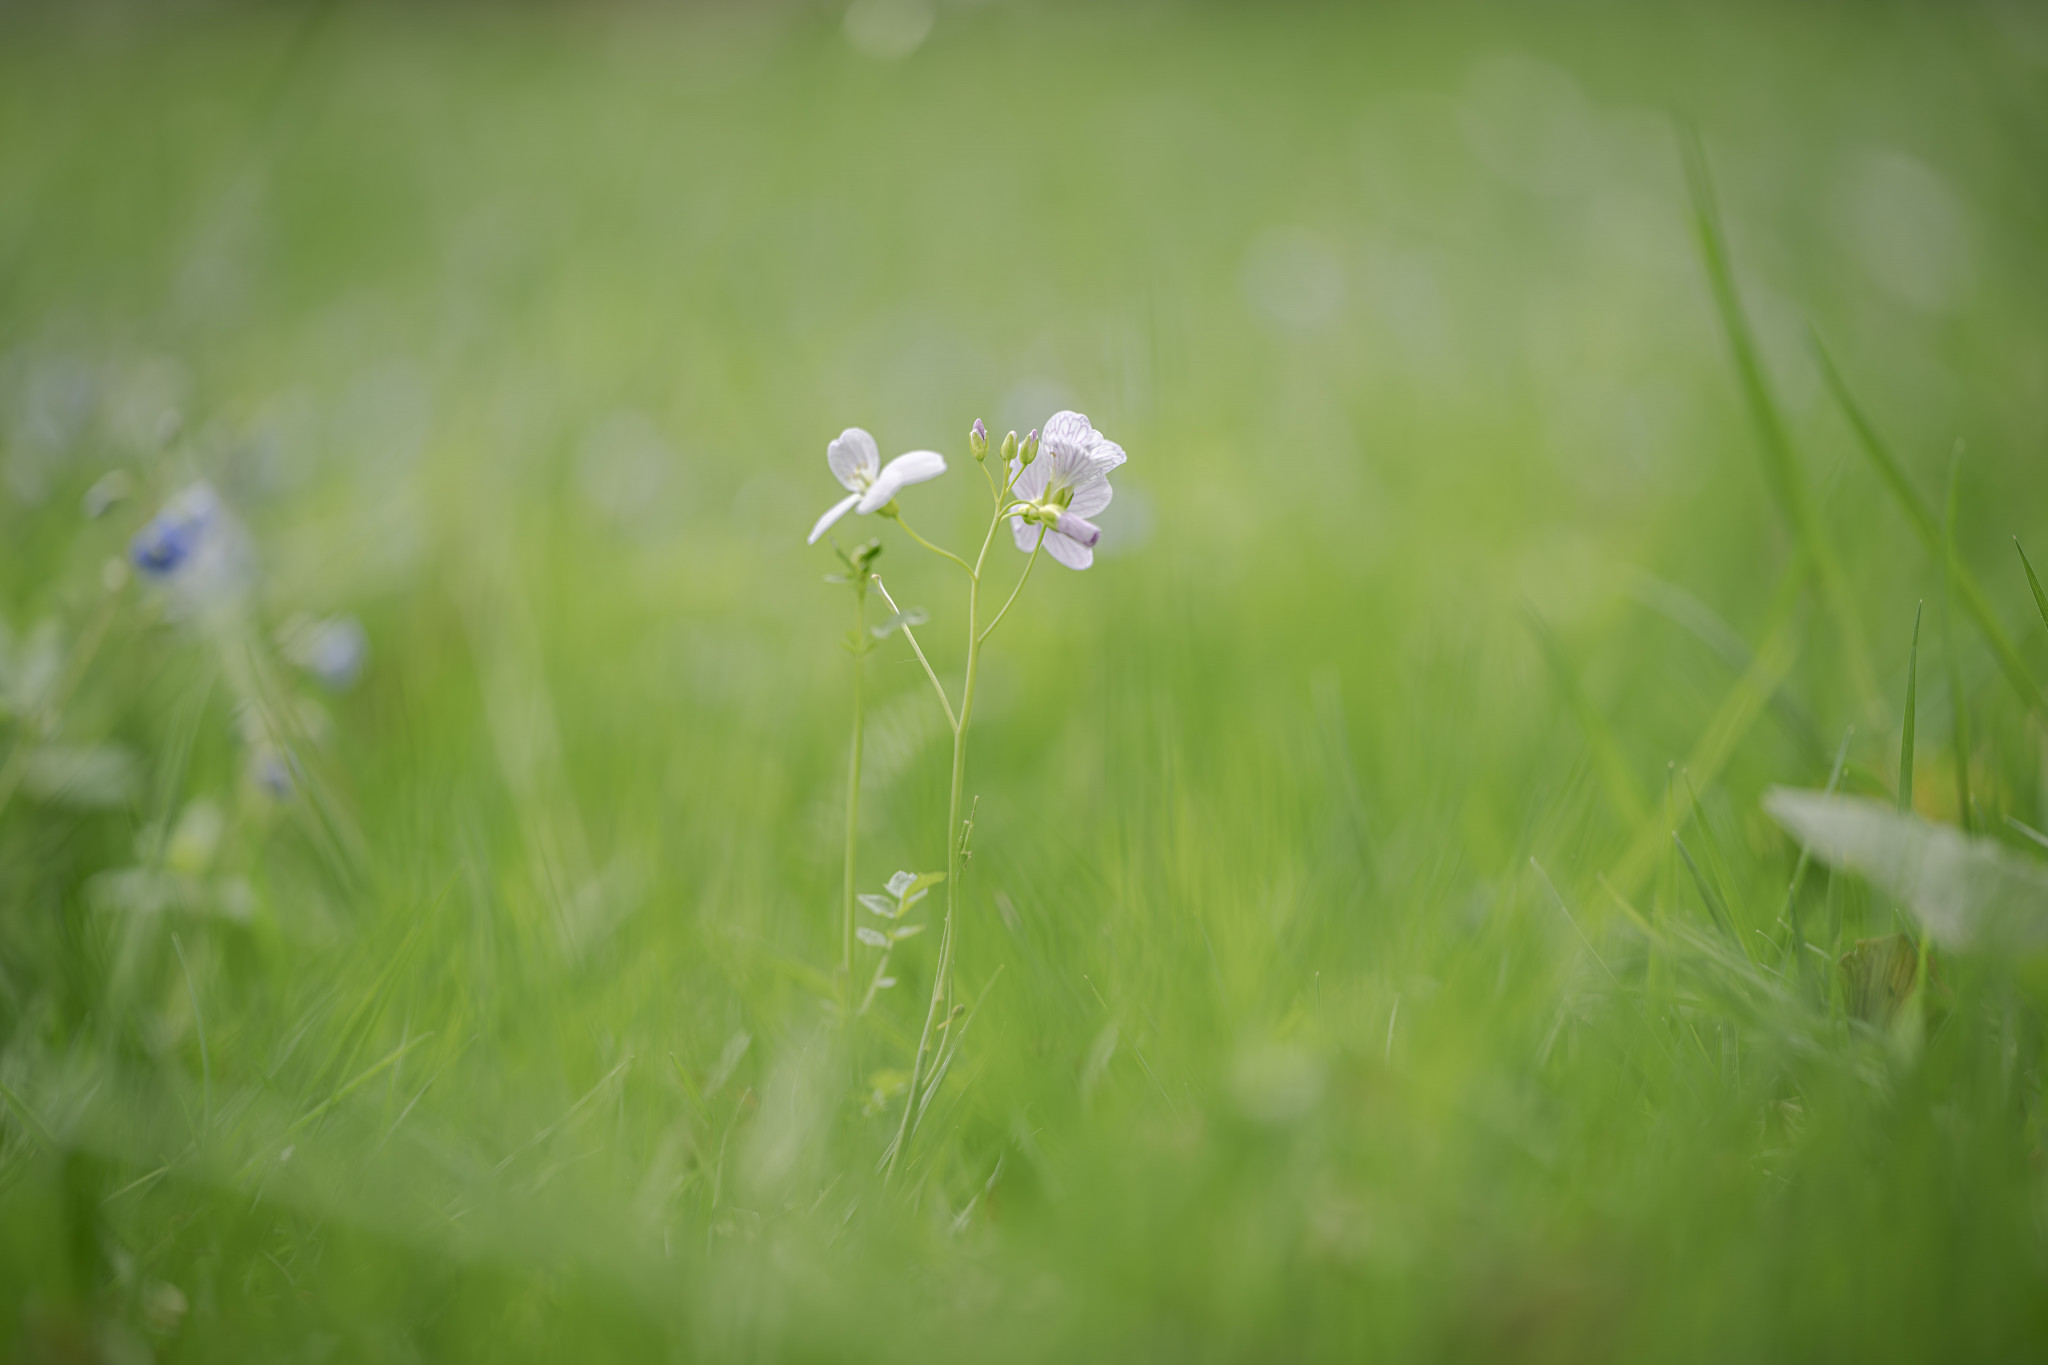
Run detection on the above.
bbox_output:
[172,931,210,1134]
[979,530,1044,645]
[890,513,976,579]
[858,944,894,1017]
[872,577,957,732]
[887,505,1006,1184]
[842,588,866,997]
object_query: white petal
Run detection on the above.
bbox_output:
[807,492,861,544]
[1068,472,1113,518]
[1011,517,1045,554]
[1041,411,1094,465]
[1009,458,1049,503]
[1042,529,1094,571]
[855,450,947,514]
[828,428,880,491]
[1049,439,1096,487]
[1087,436,1127,472]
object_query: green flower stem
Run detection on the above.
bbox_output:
[980,529,1044,645]
[891,512,976,578]
[872,576,956,731]
[886,476,1019,1185]
[843,585,866,997]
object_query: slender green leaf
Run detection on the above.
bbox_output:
[1900,603,1921,817]
[2019,538,2048,638]
[1673,830,1738,949]
[1816,334,2041,712]
[1942,453,1972,831]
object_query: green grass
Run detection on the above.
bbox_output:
[4,1,2048,1359]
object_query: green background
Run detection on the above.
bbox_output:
[3,1,2048,1359]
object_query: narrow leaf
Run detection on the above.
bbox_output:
[1673,831,1738,947]
[1900,603,1922,817]
[1815,333,2040,711]
[870,607,930,641]
[2019,539,2048,639]
[1942,454,1972,831]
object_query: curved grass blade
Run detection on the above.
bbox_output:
[1815,332,2040,713]
[1900,603,1922,817]
[1942,453,1972,831]
[2018,539,2048,638]
[1679,123,1874,705]
[1673,830,1738,949]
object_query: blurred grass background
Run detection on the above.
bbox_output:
[4,0,2048,1359]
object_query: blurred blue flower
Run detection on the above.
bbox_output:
[130,483,220,575]
[128,482,250,608]
[281,614,368,691]
[250,745,294,800]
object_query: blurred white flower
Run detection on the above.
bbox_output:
[1009,410,1125,571]
[807,427,947,544]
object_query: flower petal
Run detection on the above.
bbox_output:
[1042,529,1094,571]
[1011,517,1045,554]
[1049,437,1097,487]
[1009,457,1049,503]
[1041,410,1094,465]
[855,449,947,514]
[807,492,861,544]
[1068,471,1114,517]
[828,428,881,491]
[1086,436,1127,472]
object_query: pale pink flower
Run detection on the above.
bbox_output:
[1008,410,1125,570]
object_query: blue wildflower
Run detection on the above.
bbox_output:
[282,615,368,692]
[126,482,250,611]
[130,483,221,577]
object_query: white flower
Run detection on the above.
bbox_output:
[1009,410,1125,570]
[806,428,947,544]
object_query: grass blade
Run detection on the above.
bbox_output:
[1780,726,1854,960]
[1900,603,1922,817]
[1942,452,1973,831]
[1673,830,1739,949]
[1523,606,1646,825]
[1816,333,2041,712]
[2018,539,2048,638]
[1679,124,1875,706]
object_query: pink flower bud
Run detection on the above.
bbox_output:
[1054,510,1102,548]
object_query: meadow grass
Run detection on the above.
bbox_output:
[3,2,2048,1359]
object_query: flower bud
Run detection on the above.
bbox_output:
[999,430,1018,465]
[1020,428,1040,466]
[1054,510,1102,548]
[969,418,988,462]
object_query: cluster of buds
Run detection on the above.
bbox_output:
[967,419,1041,471]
